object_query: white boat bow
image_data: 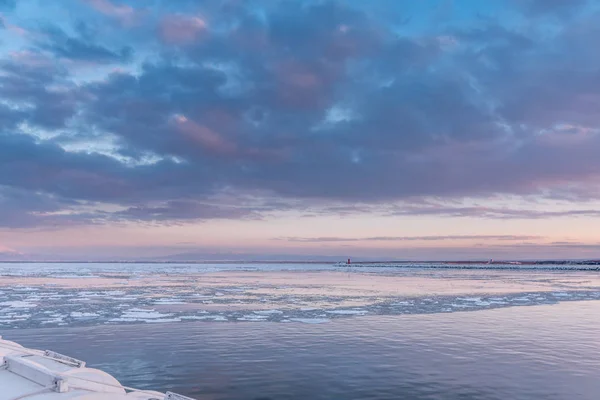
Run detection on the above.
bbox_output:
[0,336,195,400]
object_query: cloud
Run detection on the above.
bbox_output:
[159,14,207,44]
[36,25,133,63]
[0,245,19,257]
[0,50,80,129]
[0,14,28,35]
[1,0,600,230]
[280,235,546,243]
[83,0,141,26]
[0,185,92,228]
[170,114,237,156]
[388,205,600,219]
[117,199,257,223]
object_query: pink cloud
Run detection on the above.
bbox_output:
[0,244,17,254]
[84,0,141,25]
[10,50,47,65]
[0,15,29,36]
[272,60,341,110]
[8,51,57,69]
[159,14,207,44]
[171,114,237,156]
[171,114,286,161]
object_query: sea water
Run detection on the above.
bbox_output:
[1,262,600,399]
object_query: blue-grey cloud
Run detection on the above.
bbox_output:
[0,53,78,129]
[1,0,600,228]
[117,200,260,223]
[388,206,600,219]
[36,25,134,63]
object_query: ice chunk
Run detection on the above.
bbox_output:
[253,310,283,315]
[153,299,187,305]
[0,300,36,309]
[289,318,330,324]
[237,314,269,321]
[109,308,173,322]
[326,309,368,315]
[70,312,99,318]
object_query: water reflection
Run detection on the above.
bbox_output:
[8,301,600,400]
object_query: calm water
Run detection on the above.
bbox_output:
[2,263,600,399]
[7,301,600,400]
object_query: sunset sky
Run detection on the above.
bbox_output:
[1,0,600,261]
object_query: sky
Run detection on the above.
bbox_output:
[1,0,600,261]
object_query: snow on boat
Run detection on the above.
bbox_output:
[0,336,194,400]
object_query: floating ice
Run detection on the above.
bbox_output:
[0,301,37,309]
[143,318,182,323]
[326,309,368,315]
[77,291,105,297]
[188,315,227,321]
[458,298,491,306]
[109,308,174,322]
[41,315,65,325]
[289,318,330,324]
[253,310,283,315]
[10,286,39,292]
[237,314,269,321]
[70,312,99,318]
[180,314,210,320]
[392,301,413,306]
[0,313,31,323]
[451,304,473,308]
[459,297,483,302]
[105,291,126,296]
[153,299,187,305]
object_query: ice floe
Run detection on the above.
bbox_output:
[0,300,37,309]
[253,310,283,315]
[70,312,99,318]
[289,318,330,324]
[153,299,187,305]
[109,308,174,322]
[237,315,269,321]
[326,309,368,315]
